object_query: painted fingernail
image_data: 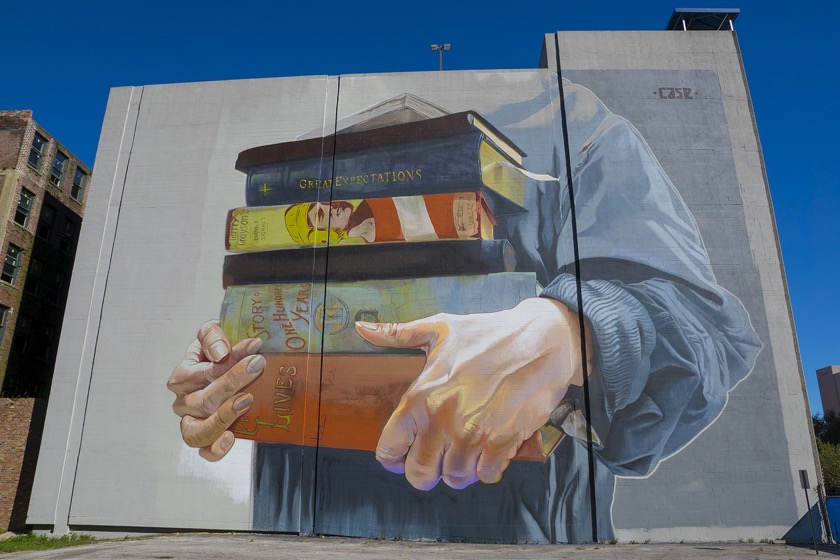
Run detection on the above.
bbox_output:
[232,393,253,411]
[246,354,265,374]
[355,321,378,331]
[208,341,229,362]
[245,338,263,354]
[220,432,234,450]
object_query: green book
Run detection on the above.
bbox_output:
[220,273,538,353]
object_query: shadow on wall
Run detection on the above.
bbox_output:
[784,499,829,545]
[2,397,49,532]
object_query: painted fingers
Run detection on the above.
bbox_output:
[354,300,580,492]
[167,321,265,461]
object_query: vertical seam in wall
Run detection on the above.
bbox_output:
[554,33,599,543]
[64,86,144,526]
[309,74,342,535]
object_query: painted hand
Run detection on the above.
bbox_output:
[166,321,265,461]
[355,297,591,491]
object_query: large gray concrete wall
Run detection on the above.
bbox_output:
[27,30,816,543]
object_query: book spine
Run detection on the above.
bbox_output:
[231,352,319,447]
[243,133,526,216]
[235,111,525,169]
[226,193,492,252]
[233,353,562,462]
[219,273,537,353]
[222,239,517,287]
[245,134,479,205]
[231,353,424,451]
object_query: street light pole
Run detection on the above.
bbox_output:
[430,43,451,71]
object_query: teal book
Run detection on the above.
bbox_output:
[220,273,538,353]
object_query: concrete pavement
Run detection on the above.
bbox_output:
[2,533,838,559]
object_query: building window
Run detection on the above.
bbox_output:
[28,132,48,171]
[12,315,31,353]
[51,151,68,186]
[60,220,77,253]
[0,305,9,343]
[48,271,66,305]
[72,168,87,201]
[37,204,56,240]
[14,189,35,227]
[25,258,43,295]
[2,244,23,284]
[39,325,53,361]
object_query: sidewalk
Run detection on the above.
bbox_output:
[2,533,838,559]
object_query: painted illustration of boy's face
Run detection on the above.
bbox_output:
[308,201,354,230]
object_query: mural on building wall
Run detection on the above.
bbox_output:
[164,70,762,543]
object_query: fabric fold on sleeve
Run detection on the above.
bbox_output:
[540,273,656,419]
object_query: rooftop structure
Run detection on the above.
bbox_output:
[666,8,740,30]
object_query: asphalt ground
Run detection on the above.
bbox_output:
[2,533,839,559]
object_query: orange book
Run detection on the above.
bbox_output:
[232,353,566,463]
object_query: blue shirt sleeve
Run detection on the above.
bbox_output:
[529,83,761,477]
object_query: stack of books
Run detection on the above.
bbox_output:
[217,96,566,462]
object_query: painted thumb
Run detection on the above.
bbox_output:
[354,319,438,350]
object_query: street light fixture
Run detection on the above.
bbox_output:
[430,43,451,71]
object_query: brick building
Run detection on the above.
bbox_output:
[0,110,90,531]
[0,110,89,396]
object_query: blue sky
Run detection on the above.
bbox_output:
[1,0,837,414]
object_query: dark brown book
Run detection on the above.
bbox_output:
[235,111,525,169]
[221,239,517,287]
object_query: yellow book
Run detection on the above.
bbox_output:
[226,192,495,252]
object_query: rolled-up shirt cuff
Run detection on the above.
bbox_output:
[540,274,656,418]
